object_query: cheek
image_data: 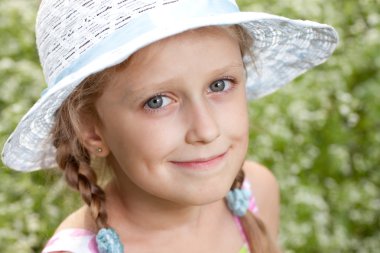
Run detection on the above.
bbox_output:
[218,96,249,143]
[105,115,183,166]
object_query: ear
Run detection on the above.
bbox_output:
[79,121,110,158]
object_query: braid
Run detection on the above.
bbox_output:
[55,141,108,229]
[231,170,279,253]
[51,73,110,230]
[227,25,277,253]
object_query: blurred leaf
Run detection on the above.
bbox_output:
[0,0,379,252]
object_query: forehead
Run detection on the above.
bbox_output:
[116,26,241,73]
[95,25,245,111]
[104,26,244,95]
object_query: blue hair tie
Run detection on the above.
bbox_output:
[96,228,124,253]
[226,188,251,217]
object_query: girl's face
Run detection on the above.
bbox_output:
[95,27,249,206]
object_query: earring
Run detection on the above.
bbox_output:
[96,147,103,153]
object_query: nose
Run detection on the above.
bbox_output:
[184,100,220,144]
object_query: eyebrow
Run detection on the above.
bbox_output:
[211,62,245,76]
[124,61,245,103]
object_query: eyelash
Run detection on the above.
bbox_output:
[143,76,238,112]
[143,93,172,113]
[207,76,236,94]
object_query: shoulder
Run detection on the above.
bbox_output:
[55,205,97,233]
[42,206,97,253]
[243,160,280,240]
[42,227,96,253]
[243,160,279,200]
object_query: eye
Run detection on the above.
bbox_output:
[145,95,172,110]
[209,79,233,93]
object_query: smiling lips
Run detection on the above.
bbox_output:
[170,151,227,170]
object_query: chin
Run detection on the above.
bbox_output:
[179,178,234,207]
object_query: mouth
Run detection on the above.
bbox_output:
[170,151,228,170]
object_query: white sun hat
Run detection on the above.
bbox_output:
[1,0,338,172]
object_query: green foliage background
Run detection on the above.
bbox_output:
[0,0,379,252]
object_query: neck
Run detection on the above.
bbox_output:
[102,178,244,253]
[105,178,226,234]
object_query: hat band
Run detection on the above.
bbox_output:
[46,0,240,95]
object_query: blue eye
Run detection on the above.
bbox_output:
[209,79,232,93]
[145,95,172,110]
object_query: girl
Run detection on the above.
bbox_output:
[1,0,338,252]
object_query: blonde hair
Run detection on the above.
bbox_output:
[51,25,278,253]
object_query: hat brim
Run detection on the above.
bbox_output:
[1,11,338,171]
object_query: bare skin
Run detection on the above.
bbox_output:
[52,27,280,253]
[55,161,279,253]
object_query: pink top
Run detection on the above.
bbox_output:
[42,181,258,253]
